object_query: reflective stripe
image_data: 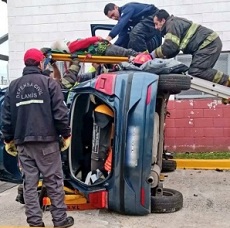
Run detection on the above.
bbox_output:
[88,66,96,73]
[69,64,80,72]
[16,99,44,107]
[213,71,224,84]
[180,23,199,51]
[74,82,79,86]
[165,33,180,46]
[228,77,230,87]
[199,32,219,50]
[62,77,73,89]
[66,82,80,102]
[155,46,164,58]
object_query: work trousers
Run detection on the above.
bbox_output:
[18,141,67,227]
[188,37,229,85]
[128,15,162,52]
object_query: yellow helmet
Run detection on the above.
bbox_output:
[95,104,114,118]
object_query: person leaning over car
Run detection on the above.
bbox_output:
[151,9,230,88]
[104,2,162,52]
[1,48,74,228]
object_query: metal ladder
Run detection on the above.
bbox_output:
[189,75,230,100]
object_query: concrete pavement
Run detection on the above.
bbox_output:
[0,169,230,228]
[0,181,17,193]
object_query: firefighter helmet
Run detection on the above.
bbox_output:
[95,104,114,118]
[50,39,70,53]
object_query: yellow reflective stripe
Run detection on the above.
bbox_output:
[69,64,80,72]
[180,23,199,50]
[66,81,80,102]
[88,66,96,73]
[155,46,164,58]
[62,77,73,89]
[213,71,224,84]
[165,33,180,46]
[199,32,219,50]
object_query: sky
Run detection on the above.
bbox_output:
[0,1,8,79]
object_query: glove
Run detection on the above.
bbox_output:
[60,135,71,152]
[44,57,56,69]
[50,58,56,65]
[4,140,17,157]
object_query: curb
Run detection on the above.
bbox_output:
[173,159,230,170]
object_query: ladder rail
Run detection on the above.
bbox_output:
[189,75,230,99]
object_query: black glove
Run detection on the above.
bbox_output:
[50,58,56,65]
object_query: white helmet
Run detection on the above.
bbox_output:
[50,39,70,53]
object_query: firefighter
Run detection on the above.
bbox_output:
[104,2,162,52]
[151,9,230,88]
[85,104,114,185]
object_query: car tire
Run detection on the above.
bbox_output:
[151,188,183,213]
[161,159,177,172]
[158,74,191,93]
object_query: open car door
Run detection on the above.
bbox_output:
[90,24,114,36]
[0,87,22,183]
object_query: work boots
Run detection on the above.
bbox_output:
[54,216,74,228]
[15,184,25,204]
[221,77,230,105]
[221,98,230,105]
[30,222,45,227]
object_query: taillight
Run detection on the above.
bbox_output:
[89,190,108,208]
[95,73,117,95]
[140,187,145,206]
[146,85,152,105]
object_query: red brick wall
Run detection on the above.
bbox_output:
[165,99,230,152]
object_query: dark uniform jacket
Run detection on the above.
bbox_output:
[1,66,71,145]
[155,15,219,58]
[109,2,158,46]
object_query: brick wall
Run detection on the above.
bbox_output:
[165,99,230,152]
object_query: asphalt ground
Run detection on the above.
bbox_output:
[0,169,230,228]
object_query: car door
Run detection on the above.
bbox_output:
[0,87,22,183]
[90,24,114,37]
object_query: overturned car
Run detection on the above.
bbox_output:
[0,53,191,215]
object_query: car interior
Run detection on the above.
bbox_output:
[68,93,114,186]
